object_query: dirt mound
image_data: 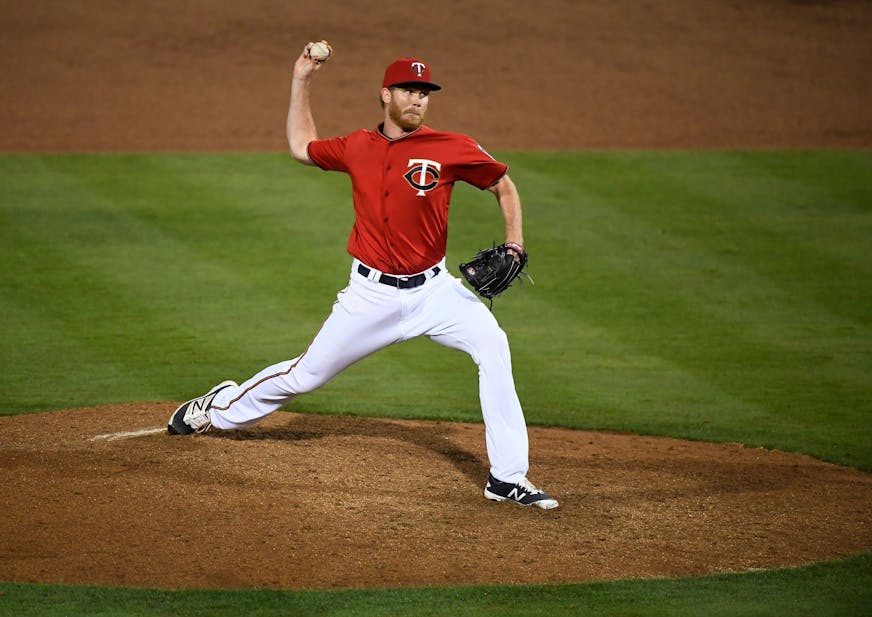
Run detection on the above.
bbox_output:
[1,404,870,590]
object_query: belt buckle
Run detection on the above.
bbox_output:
[397,275,410,288]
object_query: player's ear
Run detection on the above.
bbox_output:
[380,87,392,106]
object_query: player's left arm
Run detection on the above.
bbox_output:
[487,174,524,255]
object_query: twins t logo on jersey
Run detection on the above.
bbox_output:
[404,158,441,196]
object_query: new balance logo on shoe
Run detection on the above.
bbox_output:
[483,473,559,510]
[167,380,237,435]
[508,488,528,502]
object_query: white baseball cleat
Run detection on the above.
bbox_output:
[167,380,237,435]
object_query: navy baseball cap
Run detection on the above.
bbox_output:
[382,58,441,91]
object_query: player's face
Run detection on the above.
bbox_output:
[386,87,430,131]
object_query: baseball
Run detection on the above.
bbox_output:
[308,40,331,62]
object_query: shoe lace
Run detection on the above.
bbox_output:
[185,404,212,432]
[517,477,544,495]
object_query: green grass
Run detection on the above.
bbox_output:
[1,554,870,617]
[2,151,869,469]
[503,150,872,469]
[1,150,870,615]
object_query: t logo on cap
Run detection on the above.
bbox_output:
[382,58,442,91]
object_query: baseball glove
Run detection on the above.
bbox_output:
[459,242,530,304]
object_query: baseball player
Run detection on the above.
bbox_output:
[168,42,558,510]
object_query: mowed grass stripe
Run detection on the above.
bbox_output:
[596,153,872,460]
[501,151,871,464]
[1,155,341,408]
[1,152,870,472]
[0,154,477,413]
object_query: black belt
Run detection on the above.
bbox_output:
[357,264,441,289]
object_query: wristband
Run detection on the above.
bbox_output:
[504,242,525,255]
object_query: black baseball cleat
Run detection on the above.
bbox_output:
[483,473,559,509]
[167,380,237,435]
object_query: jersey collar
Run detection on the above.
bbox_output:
[376,123,428,142]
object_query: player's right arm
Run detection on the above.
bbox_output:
[287,46,324,165]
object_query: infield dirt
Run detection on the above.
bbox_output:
[1,0,871,591]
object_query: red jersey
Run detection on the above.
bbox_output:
[307,125,508,274]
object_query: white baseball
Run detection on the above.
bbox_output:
[308,40,331,62]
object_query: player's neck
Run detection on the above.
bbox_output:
[379,119,422,140]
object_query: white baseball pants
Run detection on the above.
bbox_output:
[209,258,530,483]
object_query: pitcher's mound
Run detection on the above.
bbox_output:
[1,403,870,590]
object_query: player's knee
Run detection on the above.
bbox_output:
[470,326,511,362]
[493,327,510,352]
[284,367,331,394]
